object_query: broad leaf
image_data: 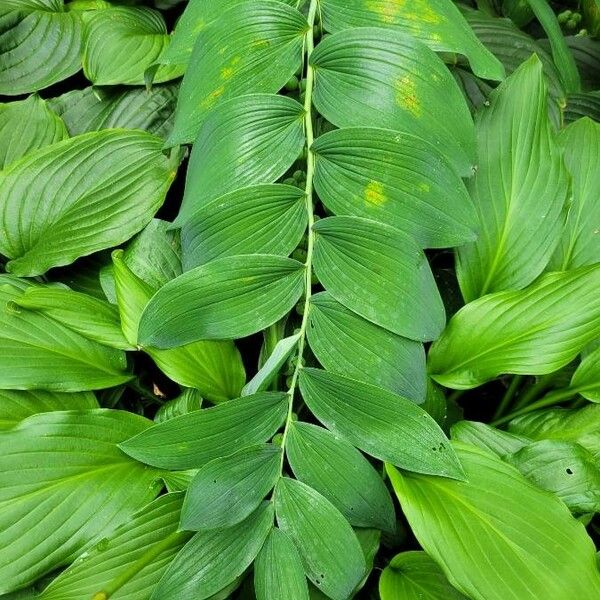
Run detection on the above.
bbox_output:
[298,369,464,479]
[120,392,288,469]
[388,442,600,600]
[428,266,600,389]
[564,91,600,124]
[451,420,529,457]
[571,345,600,402]
[154,389,202,423]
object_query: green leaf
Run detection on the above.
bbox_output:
[168,1,307,145]
[38,494,191,600]
[151,503,274,600]
[254,528,309,600]
[564,92,600,124]
[388,442,600,600]
[82,7,183,85]
[0,130,174,277]
[456,55,568,301]
[451,420,530,457]
[0,0,81,95]
[274,477,366,600]
[0,409,161,594]
[428,266,600,389]
[379,551,468,600]
[0,389,98,429]
[154,388,202,423]
[571,345,600,402]
[182,184,307,269]
[181,444,281,531]
[312,216,445,342]
[138,255,305,347]
[299,369,464,479]
[287,421,395,532]
[120,392,288,469]
[312,127,476,249]
[0,95,67,169]
[311,27,475,176]
[318,0,504,81]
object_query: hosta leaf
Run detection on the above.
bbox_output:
[312,216,445,342]
[564,92,600,124]
[0,409,161,594]
[287,421,396,532]
[168,1,307,145]
[274,477,366,600]
[151,503,274,600]
[254,528,309,600]
[571,345,600,402]
[0,0,81,95]
[154,389,202,424]
[82,7,183,85]
[177,94,305,224]
[388,443,600,600]
[379,551,468,600]
[311,28,475,176]
[318,0,504,80]
[0,130,174,277]
[308,292,426,401]
[298,369,464,479]
[456,55,568,301]
[428,266,600,389]
[138,255,305,347]
[39,494,191,600]
[451,420,530,457]
[181,444,281,531]
[0,95,67,169]
[182,185,307,269]
[120,392,288,469]
[312,127,476,248]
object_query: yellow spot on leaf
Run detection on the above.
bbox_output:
[251,39,271,50]
[364,181,387,206]
[365,1,442,25]
[201,86,225,109]
[395,75,421,117]
[220,56,241,80]
[418,182,430,193]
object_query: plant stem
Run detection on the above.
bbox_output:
[512,373,553,410]
[493,375,523,419]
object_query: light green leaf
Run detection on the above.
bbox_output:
[388,442,600,600]
[299,369,464,479]
[154,389,202,423]
[312,216,445,342]
[287,421,395,532]
[168,1,307,145]
[120,392,288,469]
[456,55,568,301]
[182,184,306,269]
[138,255,305,347]
[151,503,274,600]
[0,130,174,277]
[39,494,191,600]
[254,528,309,600]
[571,345,600,402]
[379,551,468,600]
[311,27,475,176]
[0,95,67,169]
[274,477,366,600]
[428,266,600,389]
[451,420,530,457]
[0,409,162,594]
[181,444,281,530]
[0,0,81,95]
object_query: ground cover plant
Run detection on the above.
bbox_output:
[0,0,599,598]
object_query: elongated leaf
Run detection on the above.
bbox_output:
[254,528,309,600]
[564,92,600,124]
[168,1,306,145]
[181,444,281,531]
[311,28,475,176]
[274,477,366,600]
[312,127,476,248]
[388,443,600,600]
[39,494,191,600]
[308,292,426,401]
[379,551,468,600]
[0,409,161,594]
[287,421,395,532]
[456,55,568,301]
[0,95,67,169]
[313,216,445,342]
[0,130,174,277]
[571,345,600,402]
[182,184,306,269]
[151,503,274,600]
[428,266,600,389]
[0,0,81,95]
[451,420,529,457]
[299,369,464,479]
[138,255,305,347]
[120,392,288,469]
[154,389,202,423]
